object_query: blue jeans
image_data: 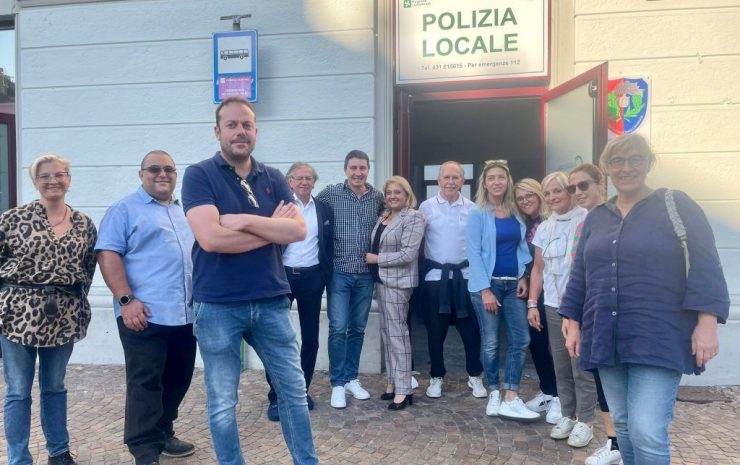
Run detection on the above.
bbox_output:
[327,271,374,387]
[598,363,682,465]
[470,279,530,392]
[193,296,318,465]
[0,335,74,465]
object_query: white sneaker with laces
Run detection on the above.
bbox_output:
[550,417,577,439]
[426,377,443,398]
[498,397,541,421]
[344,379,370,400]
[330,386,346,409]
[467,376,488,398]
[486,390,501,416]
[411,376,419,389]
[567,421,594,448]
[525,390,553,412]
[585,439,622,465]
[545,397,563,424]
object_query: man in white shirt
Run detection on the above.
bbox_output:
[418,161,486,399]
[265,162,334,421]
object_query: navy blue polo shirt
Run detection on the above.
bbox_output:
[182,152,293,302]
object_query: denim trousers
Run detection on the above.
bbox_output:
[326,271,374,387]
[470,279,530,392]
[598,363,682,465]
[193,296,318,465]
[0,335,74,465]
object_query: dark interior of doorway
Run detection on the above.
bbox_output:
[407,96,542,381]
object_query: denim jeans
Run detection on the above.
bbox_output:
[326,271,374,387]
[193,296,318,465]
[470,279,530,392]
[0,335,74,465]
[598,363,682,465]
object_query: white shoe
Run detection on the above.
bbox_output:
[550,417,577,439]
[330,386,346,409]
[411,376,419,389]
[498,397,541,421]
[467,376,488,398]
[525,390,553,412]
[344,379,370,400]
[545,397,563,425]
[426,377,443,398]
[585,439,622,465]
[567,421,594,448]
[485,390,501,417]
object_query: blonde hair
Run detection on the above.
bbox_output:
[383,175,417,209]
[599,133,656,173]
[514,178,548,219]
[541,171,569,193]
[475,160,515,215]
[29,153,71,181]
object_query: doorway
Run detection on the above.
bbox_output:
[0,20,16,213]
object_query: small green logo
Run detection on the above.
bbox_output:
[403,0,412,7]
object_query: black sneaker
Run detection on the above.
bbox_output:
[162,436,195,458]
[306,394,315,411]
[134,459,160,465]
[267,400,280,421]
[48,451,78,465]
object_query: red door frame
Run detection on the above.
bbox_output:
[0,112,16,209]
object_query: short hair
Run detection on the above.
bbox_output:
[541,171,569,192]
[513,178,548,219]
[344,150,370,170]
[215,96,256,126]
[598,133,656,173]
[438,161,465,179]
[383,175,417,209]
[474,159,515,215]
[286,162,318,182]
[140,150,173,169]
[29,153,70,181]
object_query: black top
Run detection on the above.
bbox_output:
[370,222,386,283]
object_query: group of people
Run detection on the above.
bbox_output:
[0,95,729,465]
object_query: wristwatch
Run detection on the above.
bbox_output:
[118,294,134,306]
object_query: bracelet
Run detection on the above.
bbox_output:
[527,303,538,309]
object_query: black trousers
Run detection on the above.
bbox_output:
[266,267,325,402]
[593,368,610,412]
[528,298,558,396]
[117,318,197,463]
[422,280,483,378]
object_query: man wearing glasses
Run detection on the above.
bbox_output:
[265,162,334,422]
[96,150,197,465]
[182,97,318,465]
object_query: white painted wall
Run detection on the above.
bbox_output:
[16,0,384,372]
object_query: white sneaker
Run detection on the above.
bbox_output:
[426,377,443,398]
[550,417,577,439]
[344,379,370,400]
[498,397,541,421]
[567,421,594,448]
[525,390,553,412]
[330,386,346,409]
[411,376,419,389]
[585,439,622,465]
[545,397,563,425]
[467,376,488,398]
[486,390,501,416]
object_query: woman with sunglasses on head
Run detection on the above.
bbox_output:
[0,154,97,465]
[466,160,538,421]
[568,164,622,465]
[560,134,729,465]
[513,179,562,425]
[527,171,597,449]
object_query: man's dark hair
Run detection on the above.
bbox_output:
[344,149,370,170]
[215,96,256,126]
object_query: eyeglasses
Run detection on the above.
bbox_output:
[240,179,260,208]
[565,180,596,195]
[515,192,536,203]
[142,165,176,175]
[607,155,647,169]
[290,176,315,182]
[36,172,69,183]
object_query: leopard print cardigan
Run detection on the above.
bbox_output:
[0,200,97,347]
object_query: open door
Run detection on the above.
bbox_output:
[0,112,16,212]
[542,63,608,173]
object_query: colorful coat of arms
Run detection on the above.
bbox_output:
[607,77,648,135]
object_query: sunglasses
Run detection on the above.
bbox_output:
[566,180,596,195]
[240,179,260,208]
[143,165,176,175]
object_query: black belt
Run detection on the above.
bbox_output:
[0,282,83,321]
[284,264,321,275]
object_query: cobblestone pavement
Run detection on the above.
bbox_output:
[0,365,738,465]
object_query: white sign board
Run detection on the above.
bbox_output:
[396,0,549,84]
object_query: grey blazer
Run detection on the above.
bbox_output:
[371,207,426,289]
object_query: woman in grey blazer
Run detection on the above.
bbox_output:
[366,176,425,410]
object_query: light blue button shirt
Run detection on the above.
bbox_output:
[95,186,194,326]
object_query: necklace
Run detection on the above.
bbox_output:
[49,206,68,228]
